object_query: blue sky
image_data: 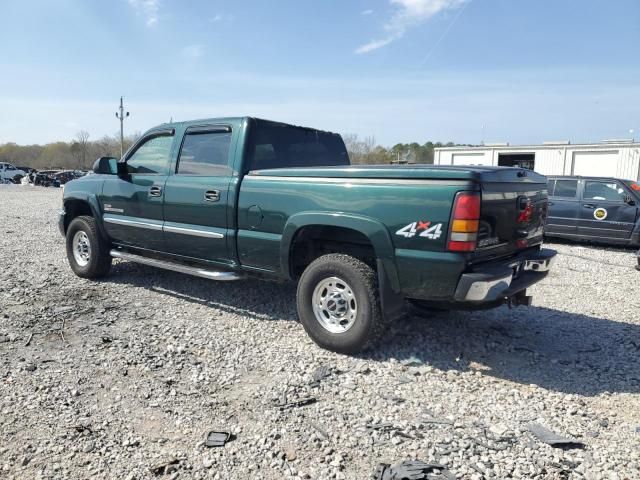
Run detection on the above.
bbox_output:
[1,0,639,146]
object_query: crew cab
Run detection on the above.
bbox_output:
[58,117,556,353]
[545,176,640,246]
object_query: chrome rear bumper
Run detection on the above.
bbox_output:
[454,248,556,302]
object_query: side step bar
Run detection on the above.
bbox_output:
[110,250,244,281]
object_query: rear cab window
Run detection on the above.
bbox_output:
[246,119,350,171]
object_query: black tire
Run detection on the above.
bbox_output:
[296,253,385,354]
[65,215,112,279]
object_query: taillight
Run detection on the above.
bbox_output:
[448,192,480,252]
[517,200,534,223]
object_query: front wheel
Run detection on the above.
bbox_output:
[65,215,112,279]
[296,254,385,354]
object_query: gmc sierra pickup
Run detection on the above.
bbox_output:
[59,117,556,353]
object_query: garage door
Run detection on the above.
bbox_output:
[452,153,490,166]
[572,151,619,177]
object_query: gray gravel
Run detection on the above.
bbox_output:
[1,185,639,479]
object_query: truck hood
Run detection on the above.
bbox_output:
[249,165,547,184]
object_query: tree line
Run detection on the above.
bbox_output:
[0,131,470,171]
[343,134,472,165]
[0,131,140,171]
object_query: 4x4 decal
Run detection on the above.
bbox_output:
[395,221,443,239]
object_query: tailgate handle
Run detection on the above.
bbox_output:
[204,190,220,202]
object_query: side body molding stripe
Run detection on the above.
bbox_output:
[104,215,225,238]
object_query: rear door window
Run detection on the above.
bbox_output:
[177,129,232,176]
[552,179,578,198]
[547,179,556,196]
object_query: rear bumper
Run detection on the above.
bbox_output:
[453,248,556,302]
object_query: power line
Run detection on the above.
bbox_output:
[419,0,472,67]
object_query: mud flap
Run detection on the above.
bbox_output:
[377,259,405,322]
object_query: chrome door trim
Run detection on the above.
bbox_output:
[164,225,224,239]
[105,215,225,239]
[103,216,163,231]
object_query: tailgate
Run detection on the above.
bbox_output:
[471,169,548,264]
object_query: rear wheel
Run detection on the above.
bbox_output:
[296,253,385,354]
[65,215,112,278]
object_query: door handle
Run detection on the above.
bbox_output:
[149,186,163,197]
[204,190,220,202]
[548,202,554,206]
[583,203,595,209]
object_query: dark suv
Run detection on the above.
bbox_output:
[545,176,640,247]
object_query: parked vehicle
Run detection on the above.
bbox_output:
[545,176,640,247]
[34,170,60,187]
[0,163,27,183]
[58,117,556,353]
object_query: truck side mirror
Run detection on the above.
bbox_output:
[624,194,636,206]
[116,160,129,177]
[92,157,118,174]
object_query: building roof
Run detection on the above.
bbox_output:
[435,141,640,152]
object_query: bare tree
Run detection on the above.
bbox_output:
[71,130,90,169]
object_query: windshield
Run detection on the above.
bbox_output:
[246,119,349,171]
[622,180,640,198]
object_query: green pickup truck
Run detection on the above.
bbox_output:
[59,117,556,353]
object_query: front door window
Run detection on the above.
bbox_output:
[583,181,626,202]
[126,134,174,175]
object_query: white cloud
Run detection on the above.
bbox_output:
[356,0,467,53]
[361,9,374,15]
[210,13,223,22]
[355,37,395,54]
[128,0,160,27]
[182,44,204,59]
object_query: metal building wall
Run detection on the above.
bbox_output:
[435,144,640,180]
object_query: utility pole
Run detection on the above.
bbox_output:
[115,97,130,159]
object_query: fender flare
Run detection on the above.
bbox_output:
[62,192,108,240]
[280,211,400,291]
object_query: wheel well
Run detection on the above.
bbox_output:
[64,200,93,232]
[289,225,376,279]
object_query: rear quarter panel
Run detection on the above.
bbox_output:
[237,175,474,298]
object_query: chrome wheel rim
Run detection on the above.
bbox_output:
[312,276,357,334]
[72,231,91,267]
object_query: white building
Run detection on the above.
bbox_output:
[434,140,640,180]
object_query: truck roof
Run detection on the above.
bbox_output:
[151,116,341,136]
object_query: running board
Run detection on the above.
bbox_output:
[110,250,244,281]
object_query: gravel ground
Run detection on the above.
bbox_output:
[1,185,639,480]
